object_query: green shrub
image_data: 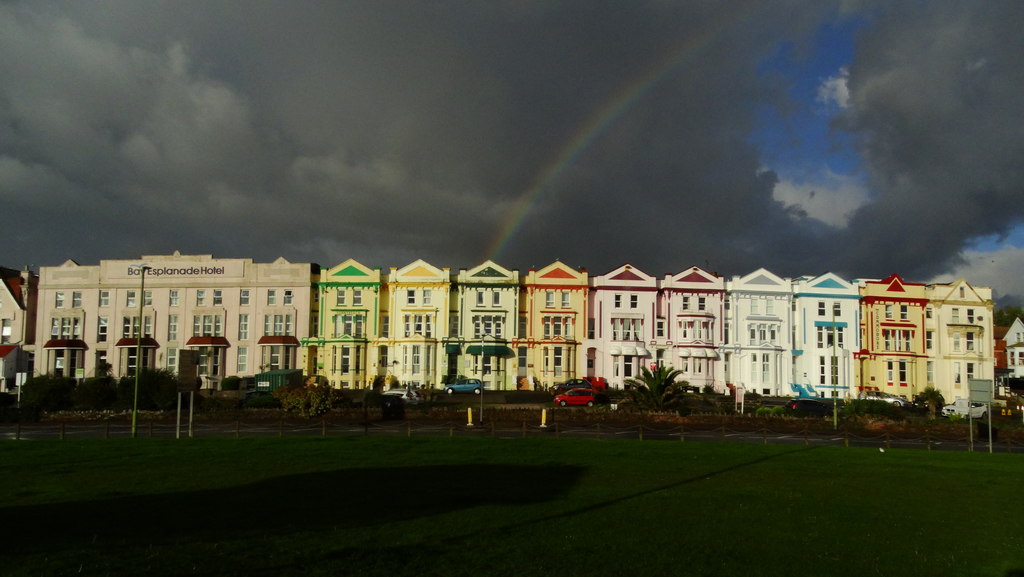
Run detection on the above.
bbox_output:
[116,369,180,411]
[20,374,76,412]
[243,393,282,409]
[0,392,16,408]
[220,376,242,391]
[843,399,904,420]
[72,376,118,410]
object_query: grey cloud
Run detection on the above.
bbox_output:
[2,0,1022,303]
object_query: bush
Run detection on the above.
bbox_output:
[20,374,76,412]
[273,383,346,417]
[117,369,180,411]
[72,377,118,410]
[844,399,904,420]
[220,376,242,391]
[0,392,16,408]
[243,393,282,409]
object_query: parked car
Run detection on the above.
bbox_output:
[444,378,484,395]
[554,388,602,407]
[942,398,988,419]
[857,390,911,407]
[785,398,833,417]
[551,379,596,396]
[382,388,425,405]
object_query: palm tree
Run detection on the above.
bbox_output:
[915,386,945,419]
[624,365,686,411]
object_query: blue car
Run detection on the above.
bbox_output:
[444,378,484,395]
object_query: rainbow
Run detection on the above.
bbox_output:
[484,6,751,262]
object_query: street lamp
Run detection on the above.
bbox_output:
[130,264,151,438]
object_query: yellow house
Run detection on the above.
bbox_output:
[521,261,589,390]
[381,260,451,388]
[856,274,929,401]
[449,261,520,390]
[303,259,381,388]
[925,279,994,401]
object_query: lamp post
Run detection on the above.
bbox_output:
[832,302,839,430]
[130,264,151,438]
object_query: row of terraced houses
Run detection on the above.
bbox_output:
[3,251,1022,404]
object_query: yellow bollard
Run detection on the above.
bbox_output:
[467,407,474,427]
[540,408,548,428]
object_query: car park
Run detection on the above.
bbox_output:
[444,378,484,395]
[382,388,425,405]
[554,388,600,407]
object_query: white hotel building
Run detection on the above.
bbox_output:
[33,252,318,387]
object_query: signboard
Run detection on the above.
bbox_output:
[177,349,200,392]
[968,378,993,403]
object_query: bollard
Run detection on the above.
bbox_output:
[540,409,547,428]
[407,422,412,438]
[467,408,474,427]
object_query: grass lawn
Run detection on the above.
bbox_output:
[1,437,1022,577]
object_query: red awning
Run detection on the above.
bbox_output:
[185,336,231,347]
[114,337,160,348]
[257,336,300,346]
[43,339,88,349]
[0,345,17,358]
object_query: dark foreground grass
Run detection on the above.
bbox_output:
[1,438,1023,577]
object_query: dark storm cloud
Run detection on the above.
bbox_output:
[1,1,1022,294]
[836,1,1024,281]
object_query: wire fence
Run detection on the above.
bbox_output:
[2,418,1019,453]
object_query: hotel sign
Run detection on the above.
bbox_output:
[110,260,245,279]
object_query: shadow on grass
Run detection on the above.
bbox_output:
[4,463,585,556]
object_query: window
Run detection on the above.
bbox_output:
[698,296,706,311]
[898,361,908,384]
[926,331,933,350]
[966,332,975,351]
[213,290,223,306]
[167,315,178,341]
[614,294,622,308]
[382,315,390,338]
[884,304,893,320]
[144,290,152,307]
[967,309,975,323]
[238,314,249,339]
[630,295,638,309]
[97,317,108,342]
[967,362,975,380]
[421,290,429,306]
[126,290,136,308]
[561,292,571,308]
[55,291,65,308]
[751,300,759,315]
[71,291,82,308]
[264,314,294,336]
[353,290,363,306]
[833,302,841,317]
[239,289,250,306]
[927,361,934,383]
[99,290,110,307]
[408,290,416,305]
[953,332,961,352]
[951,308,960,323]
[169,289,179,307]
[196,290,206,306]
[766,300,774,315]
[656,320,665,338]
[237,347,248,373]
[283,290,293,305]
[492,291,500,307]
[267,290,277,306]
[546,291,555,307]
[193,314,223,337]
[818,302,826,316]
[167,348,178,371]
[899,305,908,321]
[682,296,691,311]
[336,289,346,306]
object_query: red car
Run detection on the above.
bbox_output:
[554,388,599,407]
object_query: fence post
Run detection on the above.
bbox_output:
[522,420,527,438]
[885,431,891,450]
[763,428,768,445]
[844,429,849,448]
[925,430,931,451]
[16,423,20,440]
[279,418,284,437]
[148,421,153,438]
[321,416,326,437]
[235,420,240,439]
[639,425,644,441]
[555,422,560,438]
[60,422,65,440]
[679,424,685,442]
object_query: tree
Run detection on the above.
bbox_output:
[623,365,686,411]
[994,306,1024,327]
[116,369,180,411]
[914,386,946,419]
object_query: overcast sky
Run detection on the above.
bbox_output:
[3,1,1023,304]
